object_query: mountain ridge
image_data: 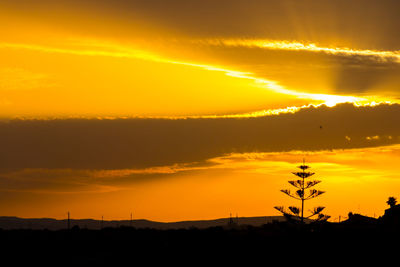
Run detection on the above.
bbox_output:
[0,216,286,230]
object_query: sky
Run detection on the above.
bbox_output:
[0,0,399,222]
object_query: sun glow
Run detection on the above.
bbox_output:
[1,39,396,119]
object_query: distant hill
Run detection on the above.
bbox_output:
[0,216,286,230]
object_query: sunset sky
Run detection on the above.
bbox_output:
[1,0,399,222]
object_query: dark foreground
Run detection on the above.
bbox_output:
[1,218,399,265]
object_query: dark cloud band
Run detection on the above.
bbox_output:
[0,103,399,171]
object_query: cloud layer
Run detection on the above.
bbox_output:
[0,103,399,171]
[3,0,399,48]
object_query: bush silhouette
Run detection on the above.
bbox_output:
[387,197,397,208]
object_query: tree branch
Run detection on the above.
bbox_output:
[281,189,302,200]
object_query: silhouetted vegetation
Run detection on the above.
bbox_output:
[275,160,330,222]
[387,196,397,208]
[1,214,399,264]
[2,191,400,263]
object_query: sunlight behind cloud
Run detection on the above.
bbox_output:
[1,40,396,119]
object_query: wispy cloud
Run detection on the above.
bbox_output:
[198,39,400,63]
[2,144,400,195]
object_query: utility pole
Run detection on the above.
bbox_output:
[229,213,234,226]
[67,211,70,230]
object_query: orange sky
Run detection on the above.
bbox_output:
[0,0,399,222]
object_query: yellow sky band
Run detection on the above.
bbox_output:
[1,40,397,119]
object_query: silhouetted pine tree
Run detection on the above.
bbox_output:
[275,160,330,222]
